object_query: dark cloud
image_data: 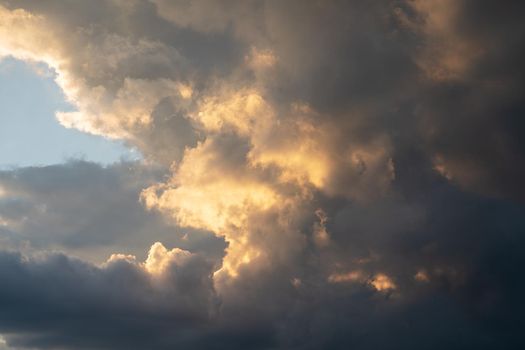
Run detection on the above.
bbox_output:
[403,0,525,200]
[0,161,225,262]
[0,0,524,349]
[0,246,219,350]
[1,179,525,349]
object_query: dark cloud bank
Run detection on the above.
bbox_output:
[0,1,525,349]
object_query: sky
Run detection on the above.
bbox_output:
[0,1,524,349]
[0,57,137,167]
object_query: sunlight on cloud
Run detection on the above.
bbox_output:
[1,1,523,348]
[328,270,396,293]
[0,5,189,140]
[328,270,365,283]
[369,273,396,292]
[0,2,397,281]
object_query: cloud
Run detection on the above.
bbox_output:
[0,0,524,349]
[0,161,225,262]
[0,244,218,350]
[399,0,525,199]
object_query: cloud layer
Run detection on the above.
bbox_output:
[1,0,525,349]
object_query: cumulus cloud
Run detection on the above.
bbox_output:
[0,244,218,350]
[0,0,524,349]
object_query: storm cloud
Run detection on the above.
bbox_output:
[0,0,524,349]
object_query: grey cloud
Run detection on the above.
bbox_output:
[225,179,525,350]
[0,0,525,349]
[3,0,523,200]
[0,247,218,350]
[0,161,225,262]
[134,97,201,165]
[399,0,525,200]
[0,164,524,348]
